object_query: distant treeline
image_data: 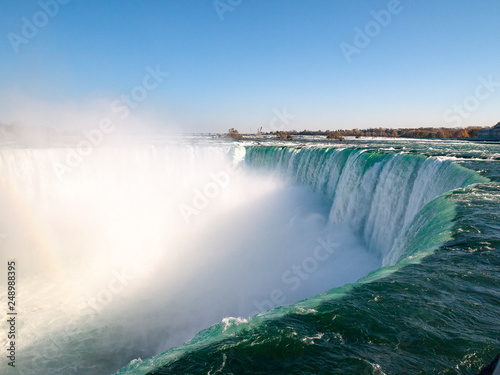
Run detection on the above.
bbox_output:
[266,126,485,139]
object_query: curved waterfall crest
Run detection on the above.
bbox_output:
[244,146,487,265]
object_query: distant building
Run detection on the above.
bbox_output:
[477,122,500,140]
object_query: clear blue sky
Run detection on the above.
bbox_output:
[1,0,499,133]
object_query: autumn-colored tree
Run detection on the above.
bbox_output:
[277,131,293,140]
[436,130,446,138]
[227,128,243,139]
[455,129,470,138]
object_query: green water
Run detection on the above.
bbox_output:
[116,139,499,375]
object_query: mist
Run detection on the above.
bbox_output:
[0,140,379,374]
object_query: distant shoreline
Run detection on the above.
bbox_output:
[256,126,490,140]
[231,124,499,142]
